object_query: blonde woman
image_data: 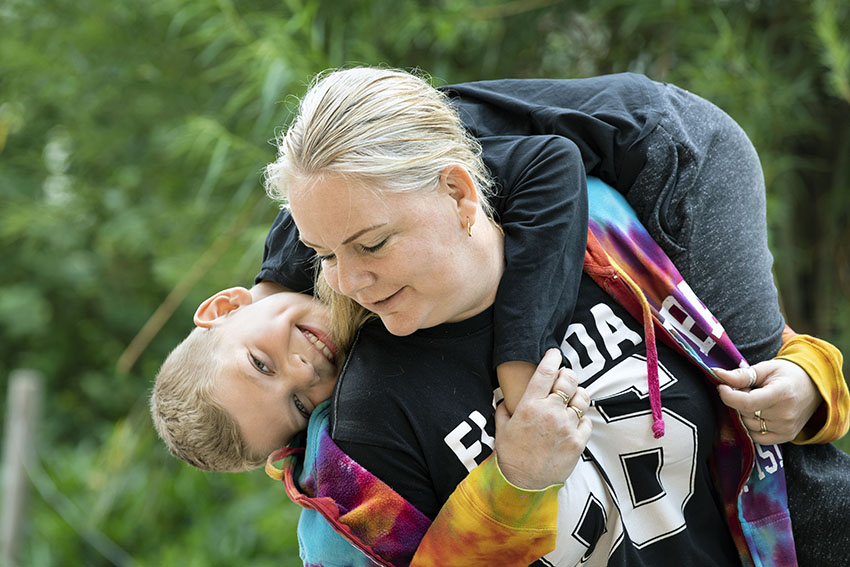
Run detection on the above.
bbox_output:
[254,67,846,565]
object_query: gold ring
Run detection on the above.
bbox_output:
[552,389,571,405]
[754,409,762,419]
[759,418,768,435]
[570,406,584,420]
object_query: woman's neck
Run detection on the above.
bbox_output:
[446,218,505,323]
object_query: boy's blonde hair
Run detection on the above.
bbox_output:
[314,270,375,348]
[150,327,266,472]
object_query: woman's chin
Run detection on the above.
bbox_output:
[378,313,421,337]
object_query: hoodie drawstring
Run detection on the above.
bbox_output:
[610,263,665,439]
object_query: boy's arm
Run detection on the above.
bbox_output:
[496,361,536,415]
[255,207,317,294]
[479,135,588,413]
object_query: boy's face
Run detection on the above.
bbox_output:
[199,290,342,457]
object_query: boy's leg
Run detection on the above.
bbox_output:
[625,83,850,563]
[624,82,784,364]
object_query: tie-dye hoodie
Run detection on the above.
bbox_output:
[267,178,846,567]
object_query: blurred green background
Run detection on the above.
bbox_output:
[1,0,848,565]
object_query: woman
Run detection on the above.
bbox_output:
[259,67,847,565]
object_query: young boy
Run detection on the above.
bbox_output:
[151,285,352,472]
[155,72,849,473]
[152,70,848,565]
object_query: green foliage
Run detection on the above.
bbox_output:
[26,407,302,565]
[1,0,847,564]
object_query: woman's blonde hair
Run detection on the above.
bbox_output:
[150,327,267,472]
[264,66,494,215]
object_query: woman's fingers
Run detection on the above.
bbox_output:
[714,365,760,390]
[522,348,565,400]
[494,351,592,490]
[549,366,579,404]
[715,359,821,444]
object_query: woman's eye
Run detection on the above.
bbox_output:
[250,354,270,373]
[361,238,387,254]
[318,253,336,264]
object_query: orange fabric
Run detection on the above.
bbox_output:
[411,455,560,566]
[777,328,849,444]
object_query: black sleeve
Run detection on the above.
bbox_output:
[442,73,663,196]
[479,135,588,366]
[254,207,316,294]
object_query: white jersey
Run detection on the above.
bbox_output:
[540,274,740,567]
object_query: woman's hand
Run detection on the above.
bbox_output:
[715,359,821,444]
[494,349,592,490]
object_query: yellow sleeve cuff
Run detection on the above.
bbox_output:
[776,333,848,444]
[471,453,562,529]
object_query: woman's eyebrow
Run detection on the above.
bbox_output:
[300,223,388,248]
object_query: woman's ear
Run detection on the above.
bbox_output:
[440,165,479,229]
[194,287,253,328]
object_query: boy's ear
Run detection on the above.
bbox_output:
[194,287,253,328]
[440,165,480,230]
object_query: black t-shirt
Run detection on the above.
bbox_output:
[441,73,663,195]
[335,274,739,565]
[330,307,497,519]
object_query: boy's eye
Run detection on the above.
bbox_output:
[250,354,270,374]
[293,395,310,419]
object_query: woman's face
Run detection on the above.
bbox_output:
[290,171,494,336]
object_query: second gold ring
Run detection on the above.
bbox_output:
[570,405,584,420]
[553,389,571,406]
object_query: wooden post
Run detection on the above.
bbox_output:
[1,369,43,567]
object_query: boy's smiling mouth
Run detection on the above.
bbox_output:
[299,327,338,363]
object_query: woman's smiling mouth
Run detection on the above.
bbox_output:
[364,288,404,311]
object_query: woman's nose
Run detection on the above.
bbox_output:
[329,257,372,298]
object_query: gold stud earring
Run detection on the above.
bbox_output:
[467,217,472,238]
